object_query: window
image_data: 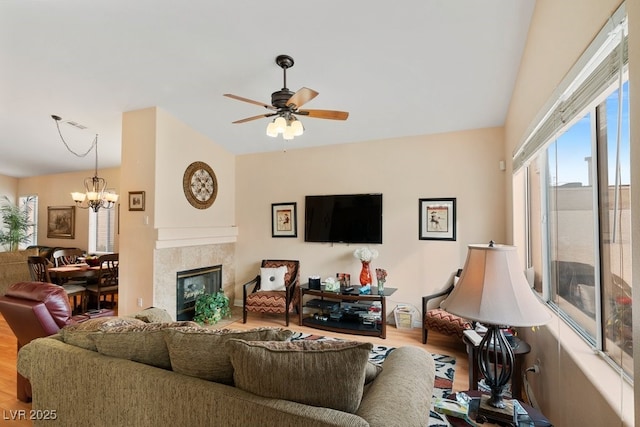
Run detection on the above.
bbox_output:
[516,5,631,378]
[18,195,37,249]
[88,203,116,253]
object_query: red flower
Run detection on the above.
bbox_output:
[615,296,632,305]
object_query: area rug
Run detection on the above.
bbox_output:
[290,332,455,426]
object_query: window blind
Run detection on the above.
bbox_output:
[512,3,628,172]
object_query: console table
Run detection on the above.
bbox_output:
[298,284,396,339]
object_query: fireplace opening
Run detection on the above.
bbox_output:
[176,265,222,321]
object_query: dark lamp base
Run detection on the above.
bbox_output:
[478,395,518,426]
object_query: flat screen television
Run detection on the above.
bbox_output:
[304,193,382,244]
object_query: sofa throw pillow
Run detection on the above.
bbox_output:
[164,327,293,384]
[259,266,287,291]
[364,361,383,384]
[60,316,145,351]
[90,321,199,369]
[226,339,373,413]
[133,307,173,323]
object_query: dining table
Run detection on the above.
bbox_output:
[48,263,101,284]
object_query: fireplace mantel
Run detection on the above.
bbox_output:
[156,226,238,249]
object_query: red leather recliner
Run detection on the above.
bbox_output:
[0,281,84,402]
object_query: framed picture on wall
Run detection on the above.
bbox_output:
[419,198,456,241]
[271,202,297,238]
[47,206,76,239]
[128,191,145,211]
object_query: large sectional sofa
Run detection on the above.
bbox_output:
[17,315,437,427]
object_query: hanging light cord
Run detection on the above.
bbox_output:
[53,116,97,158]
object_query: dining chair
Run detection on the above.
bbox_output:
[27,256,86,315]
[85,253,119,310]
[51,248,84,267]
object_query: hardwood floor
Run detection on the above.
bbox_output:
[0,313,31,426]
[0,309,469,427]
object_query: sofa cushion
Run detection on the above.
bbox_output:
[164,327,293,384]
[90,321,199,369]
[226,339,372,413]
[60,316,145,351]
[133,307,174,323]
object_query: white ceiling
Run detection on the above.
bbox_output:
[0,1,535,178]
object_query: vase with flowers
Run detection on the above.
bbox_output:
[353,247,379,286]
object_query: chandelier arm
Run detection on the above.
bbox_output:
[53,118,97,158]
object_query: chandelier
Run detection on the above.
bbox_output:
[266,112,304,140]
[52,115,119,212]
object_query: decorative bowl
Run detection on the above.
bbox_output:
[86,258,101,267]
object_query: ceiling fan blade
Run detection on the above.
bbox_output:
[286,87,319,109]
[232,113,274,124]
[224,94,276,110]
[297,109,349,120]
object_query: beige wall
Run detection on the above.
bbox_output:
[118,107,237,316]
[504,0,636,425]
[16,167,120,251]
[118,108,157,315]
[235,127,506,317]
[0,174,18,205]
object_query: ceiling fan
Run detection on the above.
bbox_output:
[223,54,349,140]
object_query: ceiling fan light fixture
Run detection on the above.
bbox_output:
[283,125,295,140]
[291,119,304,136]
[266,121,278,137]
[274,116,287,133]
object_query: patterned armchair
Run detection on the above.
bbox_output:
[422,269,473,344]
[242,260,300,326]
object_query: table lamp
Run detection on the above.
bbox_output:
[441,241,551,424]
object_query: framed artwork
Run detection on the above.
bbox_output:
[128,191,145,211]
[271,202,297,238]
[47,206,76,239]
[419,198,456,241]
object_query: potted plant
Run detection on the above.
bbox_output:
[0,196,34,252]
[193,291,231,325]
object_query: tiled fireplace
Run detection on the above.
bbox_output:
[153,242,235,320]
[176,265,222,321]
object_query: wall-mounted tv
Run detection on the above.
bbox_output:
[304,193,382,244]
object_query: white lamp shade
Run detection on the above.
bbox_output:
[441,243,552,327]
[71,192,86,202]
[283,125,294,140]
[273,116,286,133]
[266,121,278,137]
[86,191,100,201]
[290,120,304,136]
[104,192,119,202]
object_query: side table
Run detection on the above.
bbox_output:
[445,391,552,426]
[463,331,531,401]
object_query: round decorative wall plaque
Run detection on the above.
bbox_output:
[182,161,217,209]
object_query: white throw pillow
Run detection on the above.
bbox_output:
[259,266,287,291]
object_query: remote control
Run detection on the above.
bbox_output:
[343,286,354,292]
